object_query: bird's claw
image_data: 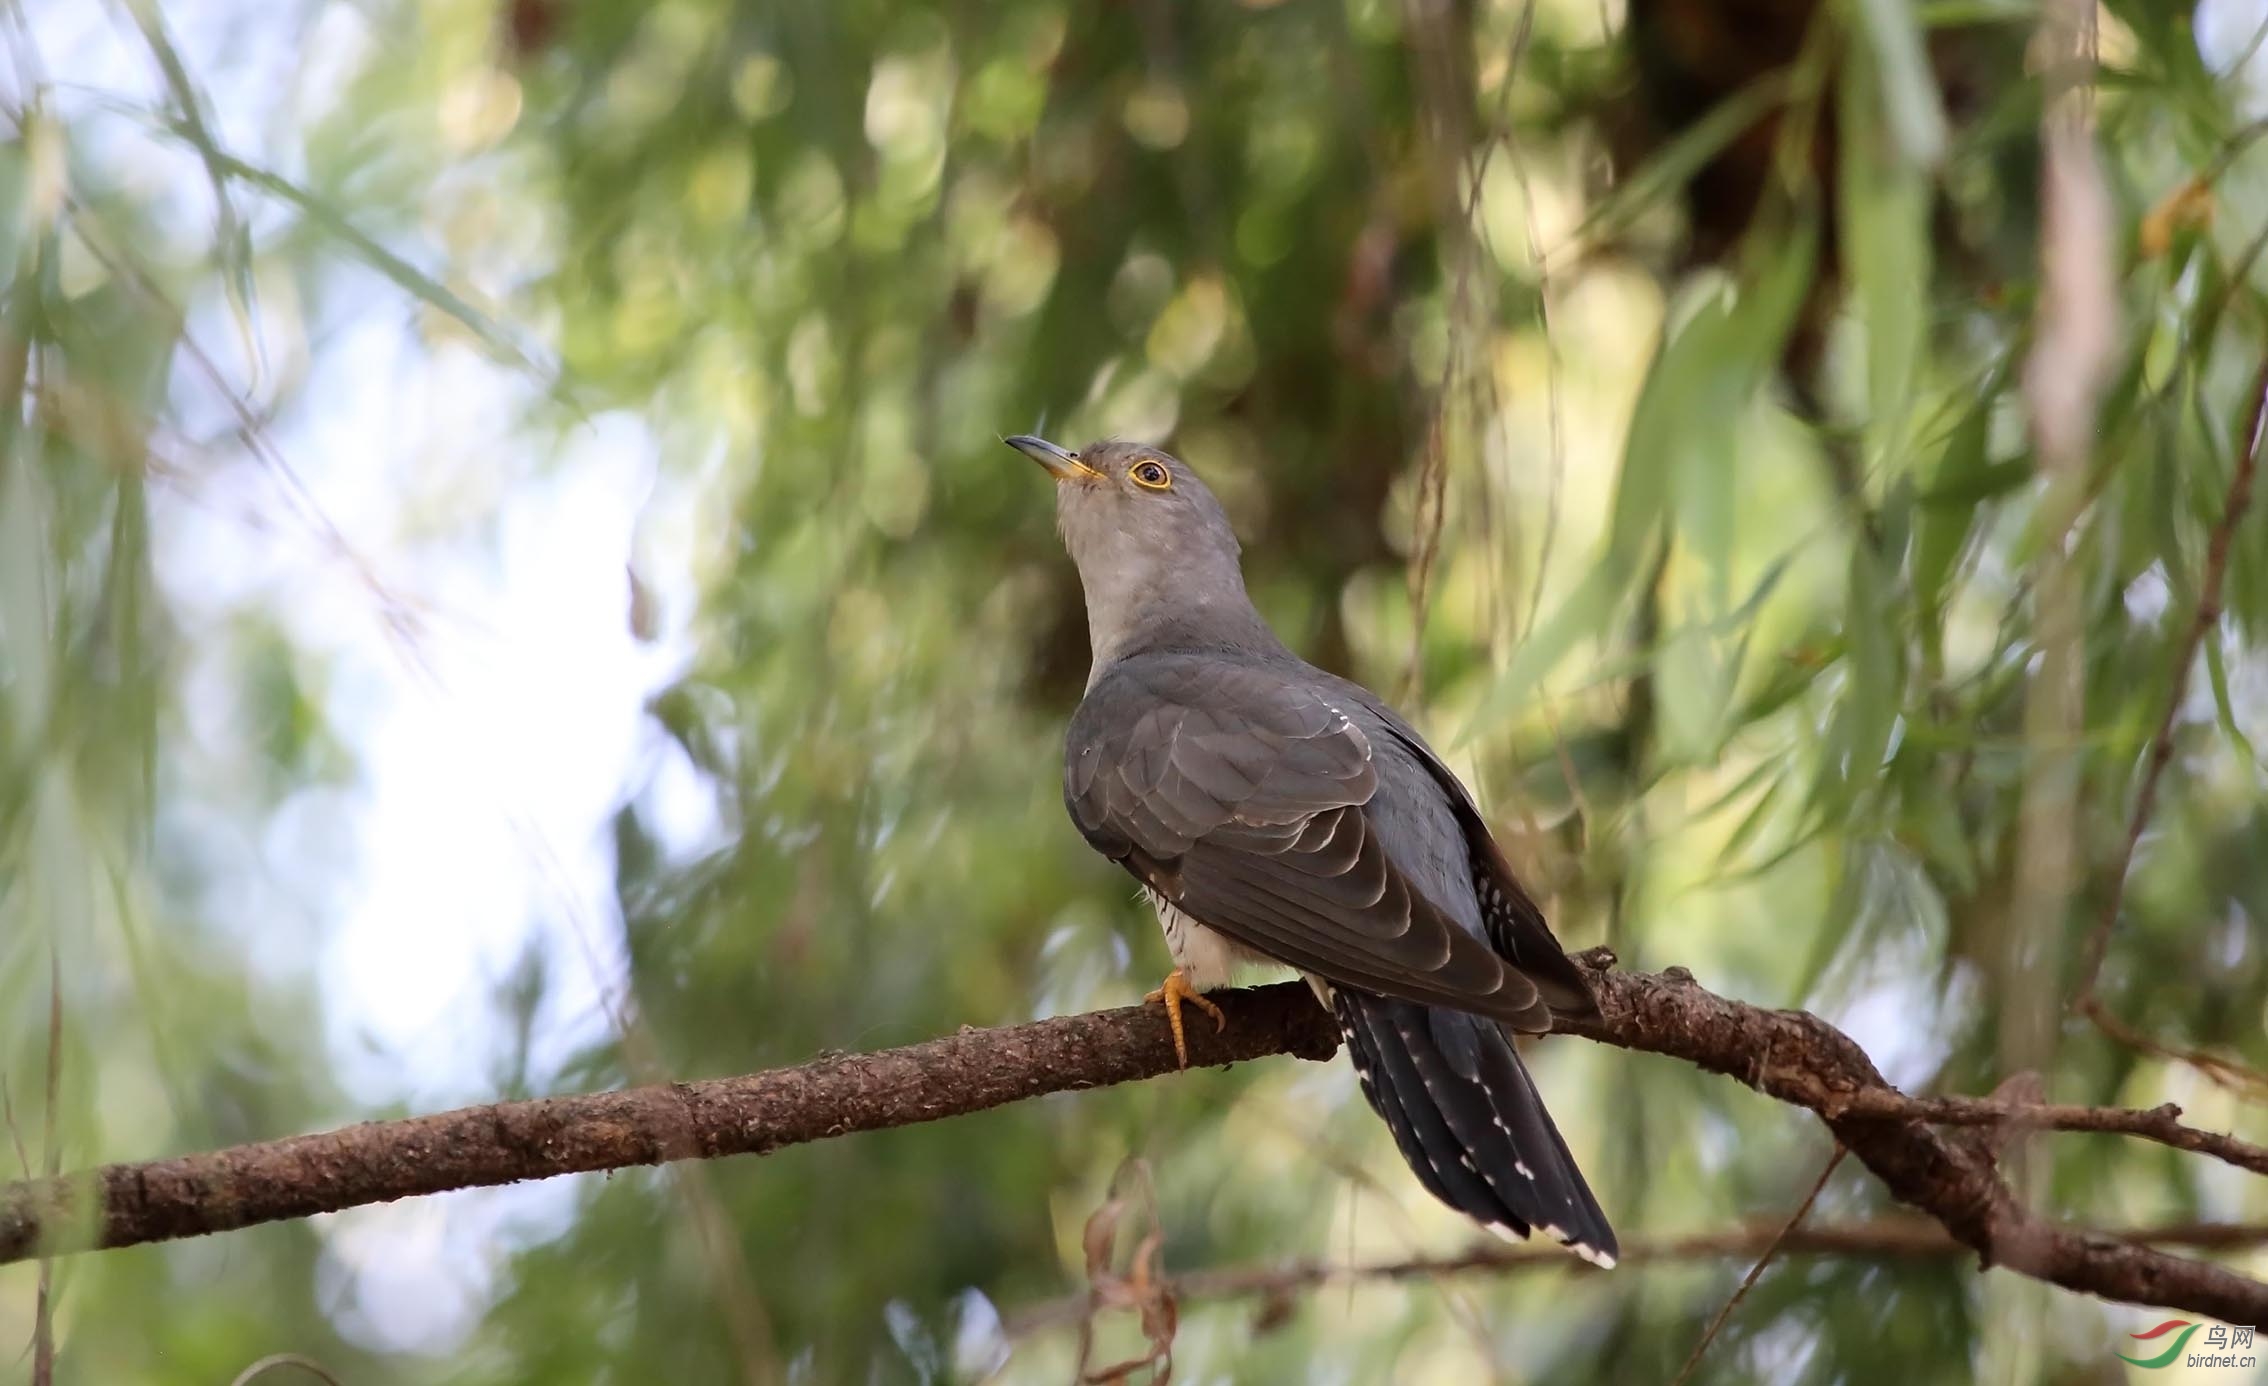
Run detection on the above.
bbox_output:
[1145,968,1226,1068]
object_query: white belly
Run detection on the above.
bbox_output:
[1143,889,1276,992]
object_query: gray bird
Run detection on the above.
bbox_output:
[1007,433,1616,1267]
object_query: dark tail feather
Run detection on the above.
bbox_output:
[1335,989,1617,1267]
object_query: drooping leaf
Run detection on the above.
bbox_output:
[1840,29,1937,482]
[1847,0,1950,169]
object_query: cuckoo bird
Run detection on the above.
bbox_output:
[1006,434,1617,1267]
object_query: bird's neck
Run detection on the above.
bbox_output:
[1084,583,1285,688]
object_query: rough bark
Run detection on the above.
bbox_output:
[1556,952,2268,1324]
[2,960,2263,1324]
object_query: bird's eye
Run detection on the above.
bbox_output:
[1131,460,1171,490]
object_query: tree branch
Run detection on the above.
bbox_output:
[1555,953,2268,1324]
[1836,1092,2268,1177]
[2071,347,2268,1098]
[0,981,1340,1269]
[1,962,2263,1324]
[1005,1219,2268,1336]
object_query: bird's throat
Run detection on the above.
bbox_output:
[1082,589,1283,688]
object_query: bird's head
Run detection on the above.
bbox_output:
[1004,434,1264,671]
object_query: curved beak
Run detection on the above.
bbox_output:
[1004,434,1101,482]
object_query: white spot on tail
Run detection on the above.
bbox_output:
[1484,1221,1616,1270]
[1537,1223,1617,1269]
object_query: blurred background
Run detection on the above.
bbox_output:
[2,0,2267,1380]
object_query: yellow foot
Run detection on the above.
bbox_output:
[1144,968,1227,1068]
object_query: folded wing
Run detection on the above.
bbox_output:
[1065,655,1553,1030]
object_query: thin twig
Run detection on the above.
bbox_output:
[1668,1146,1847,1386]
[2085,1008,2268,1101]
[1005,1217,2268,1336]
[1396,0,1548,706]
[32,946,60,1386]
[1395,0,1486,702]
[1837,1093,2268,1176]
[2071,350,2268,1099]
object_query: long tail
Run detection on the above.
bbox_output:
[1334,988,1617,1267]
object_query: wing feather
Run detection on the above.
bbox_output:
[1066,655,1552,1028]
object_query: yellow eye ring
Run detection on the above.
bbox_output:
[1131,460,1172,490]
